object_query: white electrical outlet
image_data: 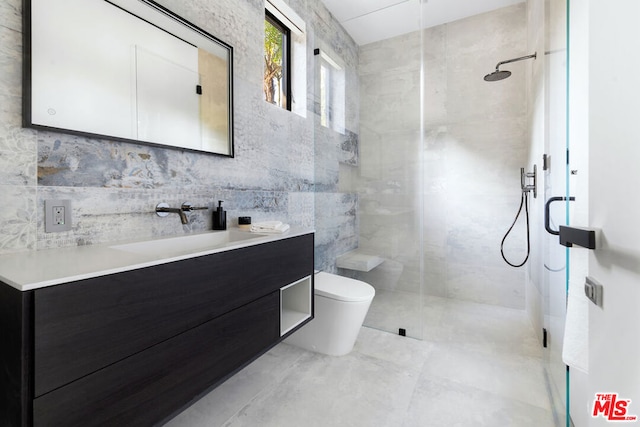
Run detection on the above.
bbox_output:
[53,206,65,225]
[45,200,72,232]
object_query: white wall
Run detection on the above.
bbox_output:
[587,0,640,425]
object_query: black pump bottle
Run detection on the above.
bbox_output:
[212,200,226,230]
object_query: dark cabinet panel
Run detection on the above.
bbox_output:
[33,291,280,427]
[34,234,313,396]
[0,284,33,427]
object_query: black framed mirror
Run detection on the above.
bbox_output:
[24,0,234,156]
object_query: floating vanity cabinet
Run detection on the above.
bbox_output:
[0,232,314,427]
[33,292,281,426]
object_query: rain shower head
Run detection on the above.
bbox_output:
[483,52,537,82]
[484,70,512,82]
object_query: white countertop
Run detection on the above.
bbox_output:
[0,228,314,291]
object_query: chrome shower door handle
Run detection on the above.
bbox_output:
[544,196,576,235]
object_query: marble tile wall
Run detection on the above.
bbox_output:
[0,0,359,268]
[437,3,528,309]
[356,4,528,311]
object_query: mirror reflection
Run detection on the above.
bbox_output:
[26,0,234,156]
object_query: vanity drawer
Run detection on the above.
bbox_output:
[33,233,313,397]
[33,291,280,427]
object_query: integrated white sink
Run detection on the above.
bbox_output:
[110,230,266,258]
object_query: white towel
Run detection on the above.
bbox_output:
[250,221,290,234]
[562,278,589,374]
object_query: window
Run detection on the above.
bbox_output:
[264,10,291,110]
[318,49,345,134]
[264,0,306,117]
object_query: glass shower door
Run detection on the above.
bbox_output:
[311,1,424,340]
[542,0,571,424]
[352,2,424,339]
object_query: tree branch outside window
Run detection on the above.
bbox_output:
[264,12,290,110]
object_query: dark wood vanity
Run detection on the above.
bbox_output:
[0,232,314,426]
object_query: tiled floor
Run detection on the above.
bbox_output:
[165,296,557,426]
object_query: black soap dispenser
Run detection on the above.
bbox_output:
[213,200,227,230]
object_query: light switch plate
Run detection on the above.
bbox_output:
[45,199,72,232]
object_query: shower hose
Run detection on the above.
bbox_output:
[500,190,530,267]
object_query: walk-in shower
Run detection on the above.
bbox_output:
[314,0,571,423]
[344,3,536,339]
[484,52,537,81]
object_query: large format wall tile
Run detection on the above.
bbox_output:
[0,185,36,254]
[1,0,360,265]
[0,0,21,32]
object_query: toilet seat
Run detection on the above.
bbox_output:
[314,272,375,302]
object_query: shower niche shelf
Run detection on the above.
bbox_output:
[336,250,383,272]
[280,275,313,336]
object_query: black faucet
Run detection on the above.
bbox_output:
[155,202,208,224]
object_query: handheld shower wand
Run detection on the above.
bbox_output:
[501,166,537,267]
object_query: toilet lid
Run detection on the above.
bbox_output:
[314,272,376,302]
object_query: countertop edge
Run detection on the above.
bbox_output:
[0,228,315,292]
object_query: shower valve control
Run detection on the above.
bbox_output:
[521,165,537,198]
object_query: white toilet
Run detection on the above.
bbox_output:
[285,271,375,356]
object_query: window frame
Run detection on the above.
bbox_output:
[317,48,345,134]
[264,9,292,111]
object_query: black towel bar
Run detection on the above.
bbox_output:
[559,225,597,249]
